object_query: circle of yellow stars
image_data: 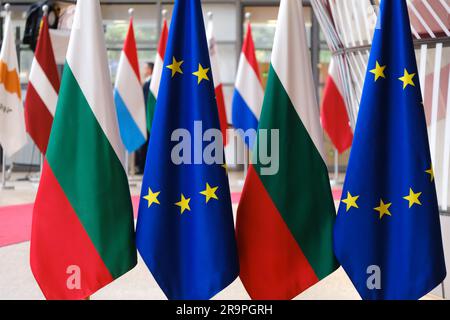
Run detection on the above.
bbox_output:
[166,56,211,85]
[369,60,416,90]
[340,166,433,220]
[369,61,386,81]
[347,61,430,219]
[153,57,225,214]
[143,188,160,208]
[166,57,184,77]
[199,183,219,203]
[142,181,222,215]
[175,194,191,214]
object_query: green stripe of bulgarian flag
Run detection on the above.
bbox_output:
[46,64,136,278]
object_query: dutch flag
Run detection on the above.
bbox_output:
[232,21,263,148]
[114,17,147,152]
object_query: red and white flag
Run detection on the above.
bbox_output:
[207,14,228,146]
[147,18,168,133]
[24,16,60,155]
[320,58,353,154]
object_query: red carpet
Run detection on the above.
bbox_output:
[0,203,34,248]
[0,189,342,248]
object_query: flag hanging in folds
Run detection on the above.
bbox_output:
[334,0,446,300]
[25,15,60,155]
[320,58,352,154]
[114,17,147,152]
[236,0,339,300]
[136,0,239,300]
[207,15,228,146]
[232,21,263,148]
[0,11,27,157]
[147,19,168,133]
[30,0,137,300]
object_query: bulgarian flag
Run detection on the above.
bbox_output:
[24,15,60,155]
[30,0,137,300]
[147,19,168,133]
[320,58,353,154]
[207,13,228,145]
[236,0,339,300]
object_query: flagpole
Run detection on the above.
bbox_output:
[42,4,48,17]
[1,151,14,190]
[38,5,48,183]
[124,7,139,185]
[1,4,7,191]
[334,148,339,184]
[207,11,213,25]
[125,151,129,178]
[1,3,14,190]
[40,153,43,177]
[1,151,6,189]
[241,12,252,181]
[244,147,249,178]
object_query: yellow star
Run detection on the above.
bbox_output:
[143,188,160,208]
[221,163,228,172]
[192,64,210,84]
[398,68,416,89]
[341,191,360,212]
[425,167,434,181]
[369,61,386,81]
[175,194,191,214]
[200,183,219,203]
[403,188,422,208]
[374,199,392,219]
[166,57,183,77]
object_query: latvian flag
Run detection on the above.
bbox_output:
[232,22,263,148]
[114,17,147,152]
[320,58,353,154]
[24,15,60,155]
[147,19,168,133]
[207,14,228,145]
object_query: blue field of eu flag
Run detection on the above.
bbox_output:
[136,0,239,300]
[334,0,446,300]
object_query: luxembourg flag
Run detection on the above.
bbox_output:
[232,22,263,148]
[114,17,147,152]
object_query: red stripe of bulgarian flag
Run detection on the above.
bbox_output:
[236,0,339,300]
[30,0,136,300]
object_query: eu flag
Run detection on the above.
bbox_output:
[334,0,446,300]
[136,0,239,300]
